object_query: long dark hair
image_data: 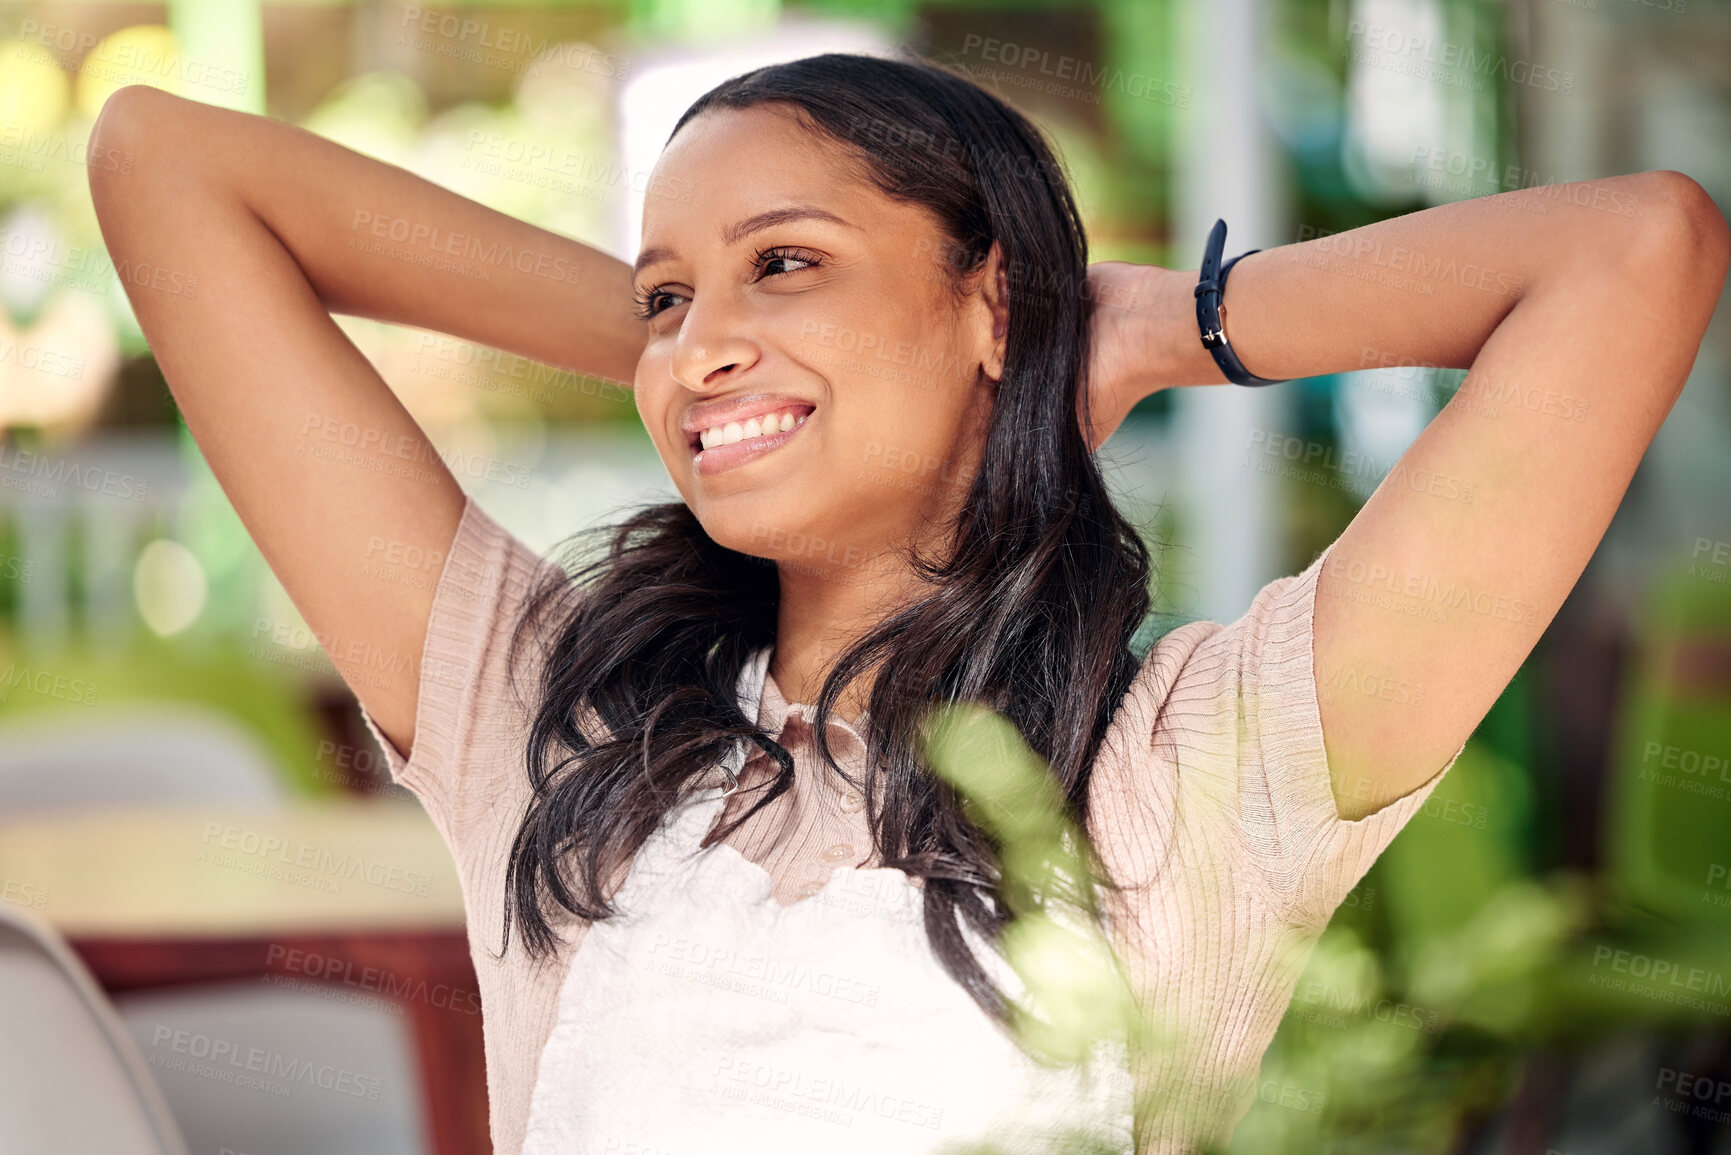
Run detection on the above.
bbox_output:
[498,52,1157,1026]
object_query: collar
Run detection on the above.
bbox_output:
[739,644,868,759]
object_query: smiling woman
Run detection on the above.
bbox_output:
[87,46,1726,1155]
[500,57,1166,1152]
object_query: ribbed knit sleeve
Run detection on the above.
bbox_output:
[355,491,581,1155]
[356,493,569,823]
[1087,541,1467,1152]
[1121,539,1463,926]
[1215,539,1465,925]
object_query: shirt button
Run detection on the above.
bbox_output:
[838,791,864,813]
[794,879,825,899]
[820,842,855,863]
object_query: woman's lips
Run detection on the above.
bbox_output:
[693,411,811,476]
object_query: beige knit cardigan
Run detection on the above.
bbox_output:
[359,494,1459,1154]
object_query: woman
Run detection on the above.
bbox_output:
[88,52,1725,1155]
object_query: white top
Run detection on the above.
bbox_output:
[519,650,1136,1154]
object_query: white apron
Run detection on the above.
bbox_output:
[519,667,1136,1154]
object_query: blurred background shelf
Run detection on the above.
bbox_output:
[0,800,464,934]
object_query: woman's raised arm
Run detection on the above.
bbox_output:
[1110,172,1727,821]
[87,84,645,759]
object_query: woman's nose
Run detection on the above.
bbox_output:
[670,297,760,391]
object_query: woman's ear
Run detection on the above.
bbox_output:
[979,240,1010,383]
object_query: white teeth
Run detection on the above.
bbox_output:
[694,410,808,452]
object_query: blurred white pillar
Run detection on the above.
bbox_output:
[167,0,264,115]
[1172,0,1288,621]
[1334,0,1458,504]
[615,20,893,260]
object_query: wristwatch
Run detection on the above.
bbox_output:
[1194,218,1282,386]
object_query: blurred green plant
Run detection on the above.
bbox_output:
[917,700,1731,1155]
[922,700,1162,1155]
[924,700,1146,1062]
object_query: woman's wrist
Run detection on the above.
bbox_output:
[1162,264,1237,389]
[1113,263,1233,403]
[1082,261,1231,446]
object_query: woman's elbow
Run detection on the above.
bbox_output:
[86,84,175,202]
[1624,169,1730,298]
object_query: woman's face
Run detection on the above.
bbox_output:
[631,105,1006,576]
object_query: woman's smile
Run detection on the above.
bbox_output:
[691,407,813,475]
[681,390,818,476]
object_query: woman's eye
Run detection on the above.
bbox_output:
[632,287,682,320]
[633,248,819,320]
[756,247,821,279]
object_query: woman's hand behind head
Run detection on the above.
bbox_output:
[1080,261,1196,449]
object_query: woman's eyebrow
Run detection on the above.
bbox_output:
[721,205,856,245]
[632,205,858,277]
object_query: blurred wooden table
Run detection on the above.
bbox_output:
[0,800,489,1155]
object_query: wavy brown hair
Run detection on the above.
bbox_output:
[497,51,1158,1027]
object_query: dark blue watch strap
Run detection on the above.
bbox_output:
[1194,218,1282,386]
